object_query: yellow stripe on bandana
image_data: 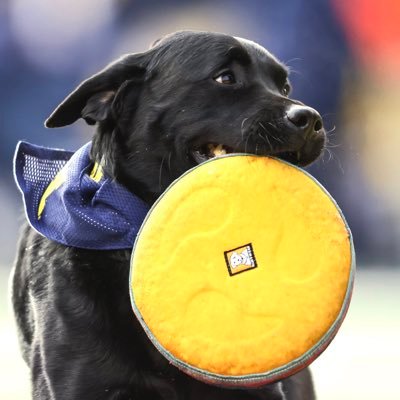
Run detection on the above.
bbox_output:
[38,162,104,219]
[37,168,67,219]
[89,162,104,183]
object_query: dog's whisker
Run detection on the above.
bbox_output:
[244,133,252,154]
[265,125,284,144]
[158,155,166,190]
[258,122,267,134]
[325,147,333,163]
[325,143,342,149]
[284,57,303,66]
[324,129,342,150]
[234,136,245,153]
[321,144,345,174]
[286,69,302,77]
[259,121,284,146]
[240,117,249,141]
[256,132,269,150]
[325,126,336,136]
[258,123,273,151]
[167,151,172,171]
[327,148,345,174]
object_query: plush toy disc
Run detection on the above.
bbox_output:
[130,155,355,387]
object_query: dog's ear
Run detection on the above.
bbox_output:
[45,53,150,128]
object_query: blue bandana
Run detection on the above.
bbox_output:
[14,141,150,250]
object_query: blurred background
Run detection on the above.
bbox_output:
[0,0,399,398]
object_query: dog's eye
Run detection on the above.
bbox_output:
[214,72,236,85]
[282,83,291,96]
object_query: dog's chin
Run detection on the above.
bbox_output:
[189,140,324,168]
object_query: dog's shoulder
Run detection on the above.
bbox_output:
[15,223,131,302]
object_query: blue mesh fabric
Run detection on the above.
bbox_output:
[14,141,150,249]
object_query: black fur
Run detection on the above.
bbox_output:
[12,31,325,399]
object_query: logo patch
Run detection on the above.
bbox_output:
[224,243,257,276]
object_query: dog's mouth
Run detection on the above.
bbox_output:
[190,143,321,167]
[191,143,233,164]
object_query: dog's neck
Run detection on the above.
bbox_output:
[90,126,161,206]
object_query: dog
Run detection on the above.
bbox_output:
[230,250,253,269]
[12,31,325,399]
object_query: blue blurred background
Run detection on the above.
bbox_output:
[1,0,399,398]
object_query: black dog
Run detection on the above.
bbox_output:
[12,31,325,399]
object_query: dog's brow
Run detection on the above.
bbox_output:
[270,63,289,84]
[226,46,251,66]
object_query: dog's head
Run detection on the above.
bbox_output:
[230,252,243,268]
[46,31,326,203]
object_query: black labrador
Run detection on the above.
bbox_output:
[12,31,325,399]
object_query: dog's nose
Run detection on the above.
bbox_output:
[286,105,323,135]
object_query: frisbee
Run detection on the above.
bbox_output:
[129,155,355,387]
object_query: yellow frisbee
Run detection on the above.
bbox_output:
[130,155,355,387]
